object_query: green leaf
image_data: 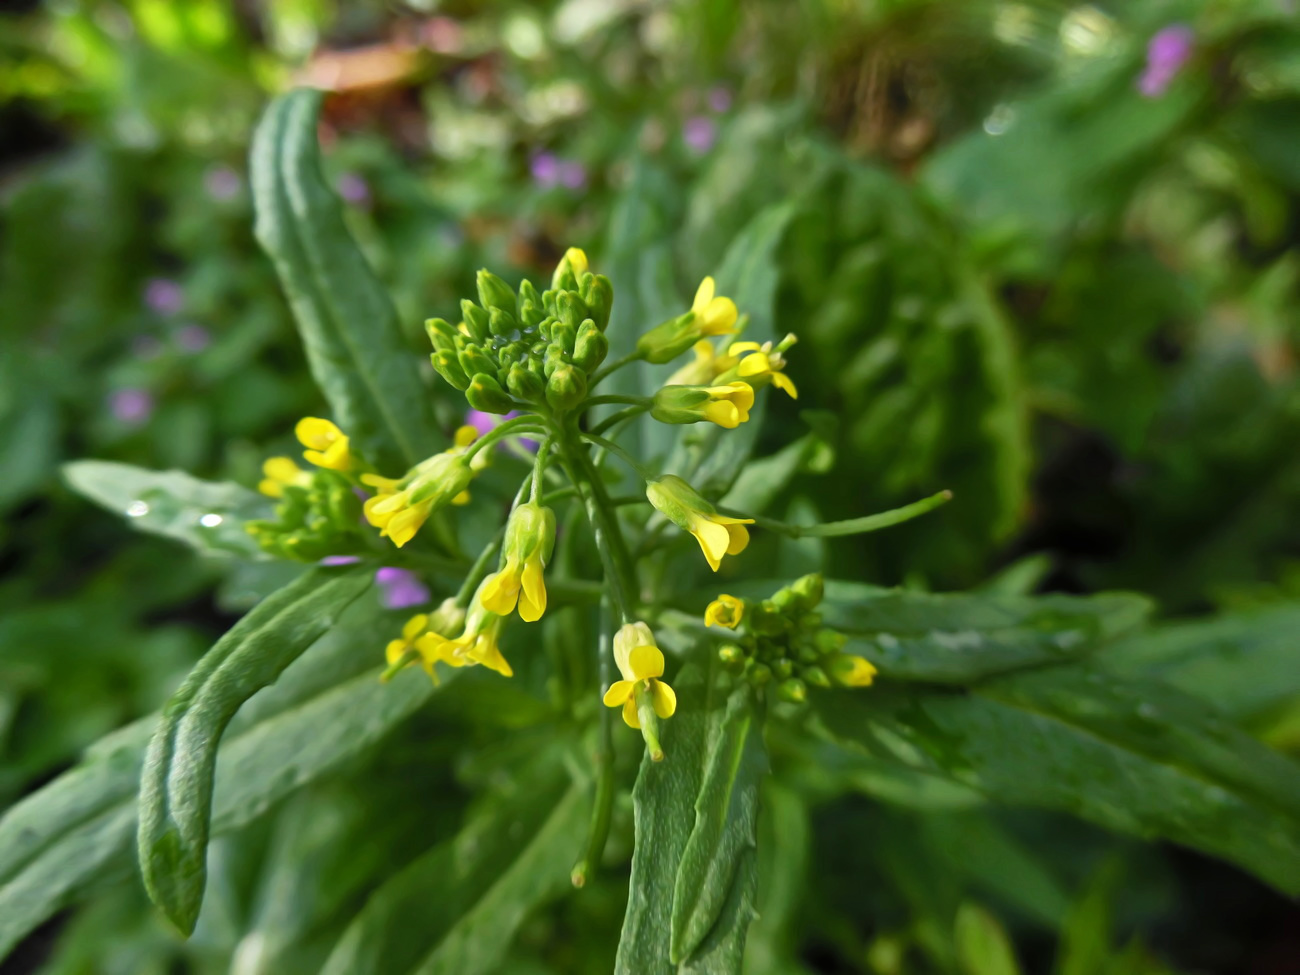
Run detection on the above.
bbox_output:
[617,669,768,975]
[1055,859,1123,975]
[954,903,1022,975]
[813,665,1300,895]
[251,88,438,472]
[62,460,273,560]
[822,588,1152,683]
[0,603,443,960]
[1099,602,1300,719]
[411,786,587,975]
[138,567,371,934]
[720,426,832,515]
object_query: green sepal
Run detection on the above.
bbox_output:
[488,305,518,337]
[425,317,458,354]
[458,344,497,379]
[506,361,546,402]
[476,268,517,316]
[466,372,516,414]
[637,312,698,364]
[573,320,609,372]
[460,299,490,343]
[431,350,471,390]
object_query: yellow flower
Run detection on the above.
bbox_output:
[704,594,744,629]
[479,502,556,622]
[551,246,589,288]
[258,456,311,498]
[651,381,754,429]
[645,475,755,572]
[723,335,798,399]
[384,613,431,677]
[418,586,513,677]
[602,622,676,729]
[295,417,352,471]
[828,653,878,688]
[690,277,739,337]
[362,428,480,548]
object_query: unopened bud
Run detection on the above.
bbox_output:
[802,665,831,688]
[791,573,825,609]
[748,662,772,686]
[488,306,517,337]
[458,344,496,379]
[572,320,609,372]
[772,657,794,680]
[546,362,587,411]
[425,317,458,354]
[581,274,614,332]
[777,678,807,704]
[718,643,746,668]
[476,269,518,316]
[506,361,545,402]
[460,299,490,343]
[466,373,515,414]
[431,351,470,390]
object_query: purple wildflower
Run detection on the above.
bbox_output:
[683,116,717,155]
[337,172,371,206]
[708,86,733,113]
[531,152,561,188]
[110,388,154,426]
[1138,24,1194,98]
[321,555,362,566]
[204,165,241,201]
[376,567,431,609]
[144,278,184,316]
[175,324,211,353]
[558,160,587,190]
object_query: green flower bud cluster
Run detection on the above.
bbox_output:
[247,469,368,562]
[714,574,862,702]
[426,251,613,416]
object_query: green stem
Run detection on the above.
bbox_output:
[453,475,534,606]
[588,350,643,388]
[530,441,550,504]
[580,433,655,482]
[572,604,617,888]
[463,416,548,461]
[582,394,651,410]
[589,404,649,437]
[719,489,954,539]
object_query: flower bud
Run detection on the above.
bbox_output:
[408,453,474,506]
[776,678,807,704]
[458,344,496,379]
[636,312,698,364]
[748,662,772,686]
[645,474,754,572]
[519,279,545,323]
[551,319,577,354]
[488,306,517,337]
[506,361,545,402]
[557,290,586,331]
[425,317,459,354]
[827,653,877,688]
[791,573,825,609]
[427,596,466,638]
[651,382,753,429]
[551,247,588,291]
[814,628,848,655]
[476,269,517,316]
[581,273,614,331]
[572,320,609,372]
[718,643,746,668]
[546,362,587,411]
[802,665,831,688]
[460,299,490,343]
[543,343,567,379]
[772,657,795,680]
[466,373,515,414]
[704,594,744,629]
[431,350,471,390]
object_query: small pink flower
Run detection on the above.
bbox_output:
[321,555,362,566]
[337,172,371,206]
[175,324,211,353]
[204,165,241,201]
[1138,24,1194,98]
[531,152,561,188]
[683,116,717,155]
[110,388,154,426]
[144,278,184,316]
[558,160,587,190]
[708,86,733,113]
[376,567,431,609]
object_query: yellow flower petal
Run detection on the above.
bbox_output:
[650,680,676,719]
[772,371,798,399]
[727,341,762,356]
[692,276,716,314]
[724,522,751,556]
[622,697,640,728]
[690,518,733,572]
[603,679,635,708]
[736,352,772,379]
[402,613,429,641]
[703,400,741,428]
[258,479,285,499]
[519,557,547,622]
[295,417,342,451]
[628,644,665,681]
[479,567,520,617]
[453,425,478,448]
[384,638,408,665]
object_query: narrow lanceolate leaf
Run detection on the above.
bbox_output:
[821,588,1151,684]
[251,89,438,472]
[63,460,273,559]
[138,567,371,934]
[617,668,768,975]
[813,664,1300,895]
[0,613,443,961]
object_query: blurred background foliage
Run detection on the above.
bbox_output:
[2,0,1299,972]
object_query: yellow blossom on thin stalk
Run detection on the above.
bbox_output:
[720,334,798,399]
[645,475,754,572]
[603,622,676,737]
[258,456,311,498]
[480,502,556,622]
[383,613,431,680]
[362,426,481,548]
[828,653,878,687]
[416,579,514,677]
[689,277,739,337]
[637,277,741,364]
[704,594,745,629]
[651,382,754,429]
[295,417,352,471]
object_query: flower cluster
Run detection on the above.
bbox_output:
[705,574,875,702]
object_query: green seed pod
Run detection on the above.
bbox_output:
[557,290,586,331]
[802,665,831,688]
[425,317,459,354]
[461,299,490,344]
[431,350,471,390]
[466,372,515,414]
[476,269,518,316]
[748,662,772,686]
[488,306,518,338]
[572,320,608,372]
[546,362,587,411]
[772,657,795,680]
[718,643,746,668]
[581,273,614,332]
[551,319,577,354]
[458,344,497,379]
[777,678,807,704]
[506,361,545,402]
[791,573,825,610]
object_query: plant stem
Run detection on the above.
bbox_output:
[582,394,651,410]
[463,416,549,461]
[588,350,643,388]
[589,404,650,437]
[572,603,617,888]
[580,433,654,482]
[719,489,954,539]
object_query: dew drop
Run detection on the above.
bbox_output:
[983,103,1016,136]
[126,500,149,517]
[199,513,223,527]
